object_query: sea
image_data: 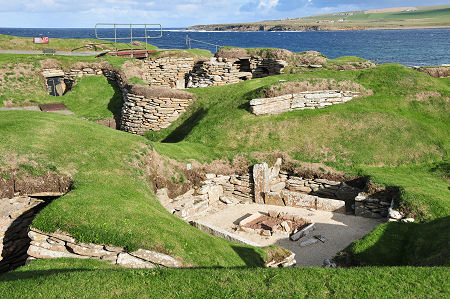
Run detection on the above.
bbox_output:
[1,27,449,66]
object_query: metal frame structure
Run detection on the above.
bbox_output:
[95,23,162,58]
[186,35,222,53]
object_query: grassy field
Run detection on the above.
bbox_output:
[0,110,267,267]
[0,54,131,113]
[0,52,449,296]
[189,4,450,31]
[1,259,449,298]
[0,34,158,52]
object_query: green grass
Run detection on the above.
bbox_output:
[150,64,449,171]
[57,76,123,120]
[0,34,158,52]
[144,63,449,263]
[148,48,213,59]
[337,216,450,266]
[0,259,448,298]
[189,4,450,31]
[0,54,134,114]
[0,64,124,120]
[0,52,449,296]
[0,111,265,267]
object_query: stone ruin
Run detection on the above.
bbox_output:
[187,56,287,88]
[239,210,311,238]
[158,158,407,223]
[0,172,182,272]
[250,90,363,115]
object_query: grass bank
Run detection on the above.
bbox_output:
[0,34,158,52]
[0,259,448,298]
[0,111,265,267]
[0,52,448,296]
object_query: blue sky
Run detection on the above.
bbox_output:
[0,0,448,28]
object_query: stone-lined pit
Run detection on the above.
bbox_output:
[157,158,406,267]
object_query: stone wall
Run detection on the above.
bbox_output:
[250,90,362,115]
[27,228,181,269]
[41,67,195,135]
[354,193,390,219]
[42,55,289,95]
[243,57,288,78]
[120,93,194,135]
[187,57,287,88]
[142,57,195,89]
[159,159,368,221]
[187,58,245,88]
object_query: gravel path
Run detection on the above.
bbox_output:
[199,203,382,267]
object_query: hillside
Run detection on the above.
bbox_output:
[0,34,158,52]
[188,4,450,31]
[0,52,449,297]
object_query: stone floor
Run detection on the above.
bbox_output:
[193,203,383,267]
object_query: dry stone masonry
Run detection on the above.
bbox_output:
[250,90,362,115]
[158,159,378,222]
[120,93,194,135]
[27,228,182,269]
[188,58,246,88]
[187,56,287,88]
[142,57,195,89]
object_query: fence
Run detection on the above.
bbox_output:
[186,35,222,53]
[95,23,162,58]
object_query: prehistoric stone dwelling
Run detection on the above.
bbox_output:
[40,49,374,135]
[159,159,401,222]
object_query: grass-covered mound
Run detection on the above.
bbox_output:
[150,64,449,175]
[146,63,449,263]
[0,51,448,297]
[0,111,266,267]
[148,49,213,60]
[0,258,448,298]
[0,54,132,110]
[0,54,196,121]
[0,34,158,52]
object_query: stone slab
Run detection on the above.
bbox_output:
[264,192,285,206]
[192,220,261,247]
[290,223,315,241]
[130,249,181,268]
[117,253,155,269]
[253,163,269,204]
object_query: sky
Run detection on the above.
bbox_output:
[0,0,449,28]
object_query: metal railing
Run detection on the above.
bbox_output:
[186,35,222,53]
[95,23,162,58]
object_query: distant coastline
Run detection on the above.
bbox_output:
[188,4,450,32]
[187,24,450,32]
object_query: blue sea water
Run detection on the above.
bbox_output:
[0,27,449,66]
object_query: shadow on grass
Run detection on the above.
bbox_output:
[162,108,208,143]
[335,216,450,267]
[106,79,124,129]
[0,268,95,282]
[231,246,265,267]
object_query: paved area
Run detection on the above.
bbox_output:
[198,203,383,267]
